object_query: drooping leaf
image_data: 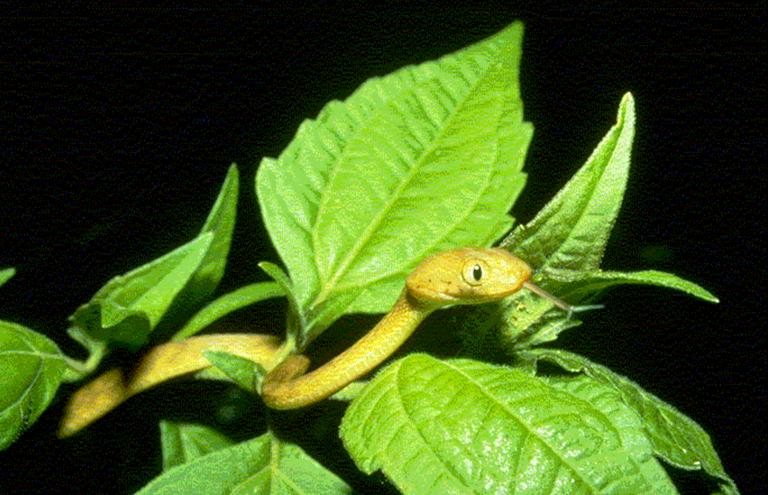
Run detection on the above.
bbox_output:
[0,268,14,288]
[172,282,283,341]
[521,347,739,493]
[0,321,66,450]
[159,420,235,471]
[137,432,351,494]
[341,353,678,494]
[257,22,532,341]
[70,233,213,348]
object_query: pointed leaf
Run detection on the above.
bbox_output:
[561,269,719,303]
[172,282,283,341]
[522,348,738,493]
[70,233,213,348]
[159,420,235,471]
[257,23,531,341]
[0,268,14,288]
[501,92,635,278]
[163,165,240,326]
[137,432,351,494]
[341,353,678,494]
[0,321,66,450]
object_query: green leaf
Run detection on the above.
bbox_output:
[161,165,240,328]
[0,268,15,288]
[0,321,66,451]
[257,22,531,341]
[203,350,265,394]
[172,282,283,341]
[341,353,678,494]
[501,92,635,278]
[159,420,235,471]
[521,348,738,493]
[258,262,304,347]
[561,269,719,303]
[70,232,213,348]
[137,432,351,494]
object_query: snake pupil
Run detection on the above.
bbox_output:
[472,264,482,281]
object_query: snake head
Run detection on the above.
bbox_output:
[406,248,532,306]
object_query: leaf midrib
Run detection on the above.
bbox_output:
[310,59,502,308]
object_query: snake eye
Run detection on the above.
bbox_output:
[462,260,487,286]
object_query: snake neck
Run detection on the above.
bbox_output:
[261,289,434,410]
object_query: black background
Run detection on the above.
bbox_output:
[0,4,764,494]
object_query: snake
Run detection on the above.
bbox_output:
[261,247,573,409]
[59,247,575,435]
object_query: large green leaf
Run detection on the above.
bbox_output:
[137,432,351,494]
[522,348,739,494]
[0,321,66,451]
[159,420,235,471]
[560,269,718,303]
[70,233,213,348]
[257,23,531,341]
[341,353,678,494]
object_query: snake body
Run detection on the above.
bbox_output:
[261,247,534,409]
[60,247,572,435]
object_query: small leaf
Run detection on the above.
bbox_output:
[70,232,213,348]
[257,22,531,341]
[341,353,678,494]
[561,269,719,303]
[522,348,739,493]
[159,420,235,471]
[172,282,283,341]
[0,321,66,451]
[161,165,240,328]
[203,350,265,393]
[501,92,636,278]
[137,432,351,494]
[0,268,15,288]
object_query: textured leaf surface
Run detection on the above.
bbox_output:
[0,321,66,450]
[257,23,531,340]
[204,350,264,393]
[159,420,235,471]
[501,93,635,278]
[523,348,739,493]
[70,233,213,348]
[173,282,283,341]
[137,432,351,494]
[341,353,678,494]
[0,268,14,288]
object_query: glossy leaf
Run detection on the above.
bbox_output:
[522,347,739,493]
[159,420,235,471]
[172,282,283,341]
[257,22,531,341]
[137,432,351,494]
[0,321,66,450]
[341,353,678,494]
[70,233,213,348]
